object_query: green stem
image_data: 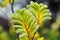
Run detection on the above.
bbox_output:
[17,33,20,40]
[9,0,14,13]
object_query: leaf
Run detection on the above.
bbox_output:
[11,8,37,40]
[27,1,52,26]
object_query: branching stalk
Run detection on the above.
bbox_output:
[23,22,31,40]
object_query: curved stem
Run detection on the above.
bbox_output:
[9,0,14,13]
[17,33,20,40]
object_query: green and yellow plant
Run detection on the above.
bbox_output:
[10,1,51,40]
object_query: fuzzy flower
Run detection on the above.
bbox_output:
[27,1,52,26]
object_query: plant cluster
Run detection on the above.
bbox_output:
[11,1,51,40]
